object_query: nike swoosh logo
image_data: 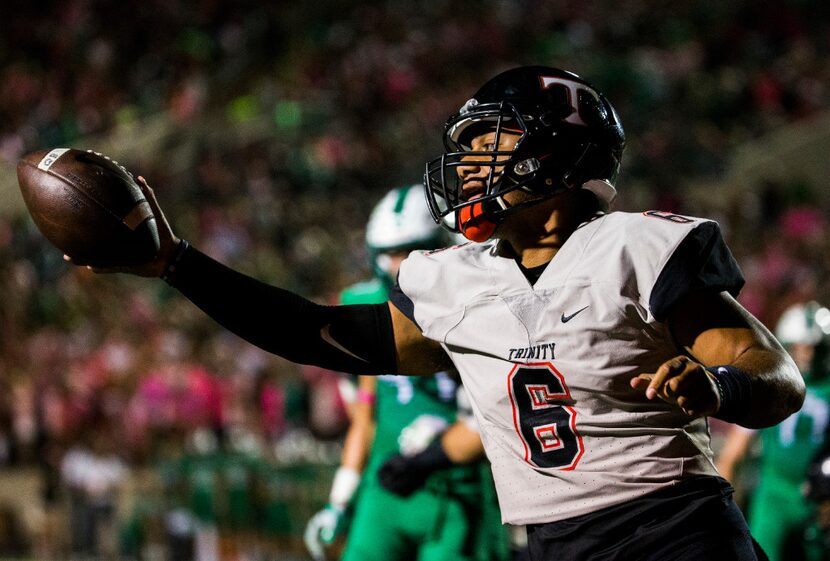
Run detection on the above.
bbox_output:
[561,306,589,323]
[320,324,370,363]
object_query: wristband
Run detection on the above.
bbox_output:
[329,466,361,509]
[707,365,753,423]
[160,239,190,284]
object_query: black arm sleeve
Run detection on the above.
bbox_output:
[166,245,398,375]
[650,221,745,322]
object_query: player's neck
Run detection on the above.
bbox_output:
[501,234,567,269]
[498,199,590,268]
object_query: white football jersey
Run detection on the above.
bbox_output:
[391,211,744,525]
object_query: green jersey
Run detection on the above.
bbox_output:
[338,278,509,561]
[750,377,830,561]
[757,379,830,484]
[340,279,476,488]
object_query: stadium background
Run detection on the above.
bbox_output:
[0,1,828,559]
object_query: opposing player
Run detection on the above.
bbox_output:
[302,186,508,561]
[717,301,830,561]
[90,66,804,560]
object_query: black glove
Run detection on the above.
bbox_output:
[377,440,453,497]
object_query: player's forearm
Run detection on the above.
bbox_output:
[164,243,398,375]
[340,402,375,472]
[724,296,806,427]
[728,347,804,428]
[440,421,486,464]
[669,291,805,428]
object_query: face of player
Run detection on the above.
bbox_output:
[456,128,522,203]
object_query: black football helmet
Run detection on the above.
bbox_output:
[424,66,625,241]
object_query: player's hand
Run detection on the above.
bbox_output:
[630,355,721,417]
[377,453,430,496]
[303,504,346,561]
[65,176,181,277]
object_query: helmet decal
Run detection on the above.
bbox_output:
[538,75,601,127]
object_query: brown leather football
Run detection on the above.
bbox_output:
[17,148,160,267]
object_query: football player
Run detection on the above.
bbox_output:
[91,66,804,561]
[717,301,830,561]
[302,185,508,561]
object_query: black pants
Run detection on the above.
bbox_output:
[526,476,769,561]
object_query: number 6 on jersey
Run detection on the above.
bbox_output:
[508,363,584,470]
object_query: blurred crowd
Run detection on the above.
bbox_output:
[0,0,829,559]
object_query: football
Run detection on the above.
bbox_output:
[16,148,160,267]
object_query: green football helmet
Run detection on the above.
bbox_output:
[366,185,449,285]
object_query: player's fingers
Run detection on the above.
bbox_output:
[136,176,167,225]
[644,356,689,400]
[642,364,671,400]
[666,373,687,397]
[635,358,718,416]
[629,374,652,391]
[632,374,672,403]
[676,394,714,418]
[136,176,157,205]
[667,366,705,397]
[136,175,181,265]
[676,395,696,416]
[656,360,718,417]
[670,361,711,394]
[656,361,702,403]
[136,176,167,227]
[677,374,720,417]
